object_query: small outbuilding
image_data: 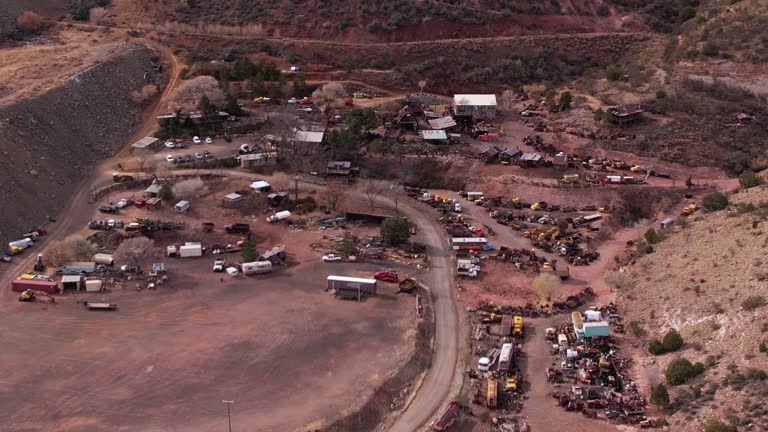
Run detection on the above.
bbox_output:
[249,180,272,192]
[61,275,84,291]
[608,104,644,125]
[327,161,359,177]
[479,146,502,163]
[421,129,448,144]
[131,136,161,152]
[499,147,522,163]
[240,152,278,169]
[519,152,545,168]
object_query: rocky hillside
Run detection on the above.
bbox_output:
[0,43,160,248]
[619,182,768,431]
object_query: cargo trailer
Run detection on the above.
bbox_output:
[92,253,114,266]
[498,343,514,372]
[179,242,202,258]
[241,261,273,275]
[11,278,60,294]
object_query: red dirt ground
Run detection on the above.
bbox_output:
[0,258,416,432]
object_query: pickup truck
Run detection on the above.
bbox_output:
[322,254,342,262]
[98,205,118,214]
[213,259,225,272]
[225,223,250,234]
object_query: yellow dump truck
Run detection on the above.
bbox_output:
[512,316,524,337]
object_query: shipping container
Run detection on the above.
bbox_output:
[11,278,60,294]
[451,237,488,251]
[327,275,377,294]
[500,315,512,336]
[241,261,273,275]
[582,321,610,338]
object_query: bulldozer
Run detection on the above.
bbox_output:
[18,289,55,303]
[681,202,700,216]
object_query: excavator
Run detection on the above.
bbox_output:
[18,289,55,303]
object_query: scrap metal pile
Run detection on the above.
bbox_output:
[522,135,558,156]
[546,304,645,425]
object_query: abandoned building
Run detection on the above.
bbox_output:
[396,106,418,130]
[519,152,545,167]
[240,152,278,169]
[453,94,497,119]
[421,129,449,144]
[499,147,522,163]
[480,146,502,163]
[292,129,326,154]
[327,161,359,177]
[608,104,644,125]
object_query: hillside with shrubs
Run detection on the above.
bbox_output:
[618,175,768,431]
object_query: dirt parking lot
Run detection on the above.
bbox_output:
[0,257,416,432]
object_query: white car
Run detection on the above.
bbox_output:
[164,140,176,149]
[205,137,213,144]
[322,254,342,262]
[193,136,201,144]
[165,154,174,163]
[213,259,225,272]
[287,98,298,104]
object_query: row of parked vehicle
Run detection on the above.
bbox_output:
[165,151,212,164]
[6,226,47,257]
[164,136,213,149]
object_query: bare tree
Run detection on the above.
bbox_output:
[418,80,427,93]
[532,273,561,303]
[114,238,155,267]
[645,364,661,389]
[311,82,347,115]
[166,76,226,112]
[172,177,209,199]
[322,185,348,212]
[44,240,74,267]
[131,84,159,105]
[68,235,98,261]
[134,150,152,173]
[361,180,385,208]
[89,7,108,25]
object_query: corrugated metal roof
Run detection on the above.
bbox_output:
[453,94,497,106]
[61,275,83,283]
[327,275,377,284]
[520,153,543,161]
[294,130,325,143]
[427,116,457,130]
[421,130,448,140]
[131,137,159,149]
[250,181,271,189]
[224,193,242,200]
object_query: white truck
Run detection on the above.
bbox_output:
[174,200,191,214]
[8,238,33,255]
[241,261,273,275]
[266,210,291,223]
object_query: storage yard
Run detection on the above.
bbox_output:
[0,258,418,432]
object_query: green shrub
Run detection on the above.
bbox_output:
[645,228,659,244]
[702,192,728,211]
[666,358,706,385]
[703,419,737,432]
[702,41,720,57]
[742,295,766,311]
[381,216,411,246]
[662,329,684,352]
[650,383,670,408]
[649,339,665,355]
[645,245,655,254]
[739,171,764,189]
[606,64,624,81]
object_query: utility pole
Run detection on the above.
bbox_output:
[222,400,235,432]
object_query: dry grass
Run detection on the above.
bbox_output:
[620,183,768,431]
[0,27,125,107]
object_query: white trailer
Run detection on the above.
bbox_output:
[92,253,114,266]
[9,238,33,250]
[179,242,202,258]
[266,210,291,223]
[241,261,273,275]
[84,278,103,293]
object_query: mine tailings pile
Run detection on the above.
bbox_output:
[0,43,161,248]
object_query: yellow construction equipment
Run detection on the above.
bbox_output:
[562,174,580,184]
[505,374,519,391]
[682,202,700,216]
[513,316,524,337]
[530,202,542,210]
[18,289,55,303]
[486,379,498,408]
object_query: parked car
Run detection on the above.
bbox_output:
[193,136,201,144]
[322,254,342,262]
[205,137,213,144]
[175,142,186,149]
[374,271,399,283]
[165,154,175,163]
[213,259,225,272]
[184,155,194,163]
[287,98,298,104]
[174,156,184,164]
[164,140,176,149]
[116,198,133,208]
[202,151,212,159]
[194,152,204,160]
[134,199,146,208]
[98,205,118,214]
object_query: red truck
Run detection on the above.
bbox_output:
[11,278,60,294]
